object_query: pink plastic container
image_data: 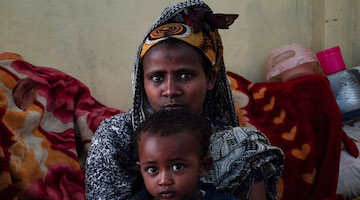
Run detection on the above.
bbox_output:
[316,46,346,75]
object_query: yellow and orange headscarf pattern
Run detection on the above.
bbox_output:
[140,23,223,72]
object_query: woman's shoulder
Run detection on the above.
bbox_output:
[100,112,132,126]
[88,112,135,163]
[208,118,235,132]
[96,112,133,133]
[211,125,268,142]
[91,112,134,147]
[209,117,264,135]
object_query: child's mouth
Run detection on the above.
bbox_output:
[158,191,175,199]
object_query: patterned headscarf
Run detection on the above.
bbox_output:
[132,0,239,130]
[141,23,221,72]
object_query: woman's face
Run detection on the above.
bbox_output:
[142,42,216,115]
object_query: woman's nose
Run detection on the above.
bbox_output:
[162,77,181,97]
[158,171,174,186]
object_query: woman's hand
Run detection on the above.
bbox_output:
[248,181,267,200]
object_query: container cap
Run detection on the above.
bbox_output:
[316,46,346,75]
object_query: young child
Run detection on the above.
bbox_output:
[265,43,323,82]
[131,109,236,200]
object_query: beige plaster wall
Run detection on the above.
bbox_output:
[323,0,356,69]
[1,0,357,111]
[312,0,360,69]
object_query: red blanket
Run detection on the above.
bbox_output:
[227,71,359,200]
[0,53,122,199]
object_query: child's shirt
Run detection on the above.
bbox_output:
[130,186,236,200]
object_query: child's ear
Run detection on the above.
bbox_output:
[199,156,213,177]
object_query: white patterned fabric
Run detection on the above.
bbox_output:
[337,122,360,198]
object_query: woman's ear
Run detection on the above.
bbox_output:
[136,161,142,171]
[207,69,217,91]
[199,156,213,177]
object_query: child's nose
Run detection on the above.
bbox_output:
[158,171,174,186]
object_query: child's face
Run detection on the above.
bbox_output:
[136,132,211,200]
[142,42,216,115]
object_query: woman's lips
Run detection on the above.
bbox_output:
[163,103,183,109]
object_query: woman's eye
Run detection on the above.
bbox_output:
[179,73,192,79]
[146,167,158,174]
[172,164,184,171]
[151,76,163,82]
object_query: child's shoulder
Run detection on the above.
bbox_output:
[131,187,236,200]
[130,188,154,200]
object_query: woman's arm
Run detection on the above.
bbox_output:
[234,180,267,200]
[85,114,135,199]
[205,127,283,200]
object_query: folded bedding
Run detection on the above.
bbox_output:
[227,71,359,200]
[0,53,122,199]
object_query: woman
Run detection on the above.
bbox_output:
[85,1,284,199]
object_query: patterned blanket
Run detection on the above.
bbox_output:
[0,53,122,199]
[228,71,359,200]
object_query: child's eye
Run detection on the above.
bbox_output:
[146,167,158,174]
[172,164,184,171]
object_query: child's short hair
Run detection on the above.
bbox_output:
[133,109,212,158]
